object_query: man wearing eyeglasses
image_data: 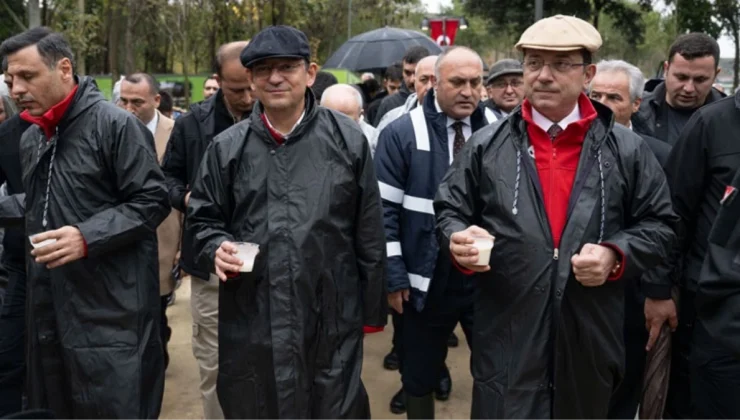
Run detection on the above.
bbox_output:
[482,58,524,118]
[161,40,253,420]
[434,15,677,418]
[185,25,387,419]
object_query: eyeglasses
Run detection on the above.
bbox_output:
[251,62,305,79]
[491,80,524,89]
[522,58,588,74]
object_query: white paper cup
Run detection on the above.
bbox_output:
[29,233,57,249]
[234,242,260,273]
[472,235,495,266]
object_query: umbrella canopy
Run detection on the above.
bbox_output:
[323,27,443,73]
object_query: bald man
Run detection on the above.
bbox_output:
[162,40,253,420]
[376,55,438,134]
[375,47,497,418]
[320,84,378,155]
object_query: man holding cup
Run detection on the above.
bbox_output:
[434,15,677,418]
[185,25,387,418]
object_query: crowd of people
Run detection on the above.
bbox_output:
[0,12,738,420]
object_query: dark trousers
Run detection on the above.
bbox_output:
[665,288,696,419]
[160,295,172,370]
[401,274,473,397]
[608,278,647,419]
[0,267,26,417]
[690,320,740,419]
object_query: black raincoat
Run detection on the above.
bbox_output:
[0,77,170,418]
[434,100,677,418]
[186,91,387,418]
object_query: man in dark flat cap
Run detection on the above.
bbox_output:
[483,58,524,118]
[185,25,387,419]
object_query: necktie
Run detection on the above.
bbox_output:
[452,121,465,156]
[547,124,563,141]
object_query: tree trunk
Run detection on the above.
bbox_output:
[77,0,87,75]
[733,23,739,92]
[108,3,122,83]
[123,2,136,74]
[181,0,191,107]
[28,0,41,27]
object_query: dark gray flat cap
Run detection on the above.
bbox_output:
[486,59,523,85]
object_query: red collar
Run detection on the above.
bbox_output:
[259,112,285,145]
[20,85,79,140]
[521,93,598,141]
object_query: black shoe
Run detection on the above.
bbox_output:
[406,393,434,419]
[384,350,400,370]
[447,331,459,347]
[435,366,452,401]
[390,388,406,415]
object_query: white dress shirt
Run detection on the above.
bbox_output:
[435,97,472,164]
[531,103,581,133]
[145,111,159,136]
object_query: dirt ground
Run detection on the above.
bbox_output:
[160,277,474,419]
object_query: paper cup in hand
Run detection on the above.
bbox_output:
[234,242,260,272]
[471,235,495,266]
[29,233,57,249]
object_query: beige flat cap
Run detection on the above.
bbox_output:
[515,15,602,53]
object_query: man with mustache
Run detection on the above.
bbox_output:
[435,15,676,418]
[374,46,496,419]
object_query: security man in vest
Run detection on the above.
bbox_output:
[374,46,497,419]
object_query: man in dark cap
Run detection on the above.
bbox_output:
[482,58,524,118]
[185,25,387,419]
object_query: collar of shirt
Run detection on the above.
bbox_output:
[263,110,306,138]
[531,103,581,132]
[145,111,159,136]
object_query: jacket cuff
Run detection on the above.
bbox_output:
[641,282,672,300]
[169,188,188,213]
[363,325,384,334]
[82,238,88,258]
[601,243,625,281]
[451,252,475,275]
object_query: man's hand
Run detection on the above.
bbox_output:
[214,241,243,281]
[388,289,409,314]
[30,226,87,269]
[644,297,678,351]
[184,192,191,207]
[571,243,618,287]
[450,225,494,272]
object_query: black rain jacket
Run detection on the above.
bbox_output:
[0,77,170,418]
[186,90,387,418]
[434,99,677,418]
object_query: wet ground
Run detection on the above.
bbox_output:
[160,277,474,419]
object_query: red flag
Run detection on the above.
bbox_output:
[428,19,460,46]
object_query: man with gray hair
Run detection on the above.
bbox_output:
[589,59,674,419]
[320,83,378,154]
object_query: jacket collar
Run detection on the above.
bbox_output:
[649,81,726,110]
[250,88,318,145]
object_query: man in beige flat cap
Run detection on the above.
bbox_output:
[434,14,677,418]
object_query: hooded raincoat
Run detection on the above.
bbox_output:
[0,77,170,418]
[186,91,387,419]
[434,100,677,418]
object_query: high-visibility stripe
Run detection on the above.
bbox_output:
[484,107,497,124]
[402,195,435,215]
[408,273,431,292]
[378,181,404,204]
[410,107,430,152]
[386,241,402,257]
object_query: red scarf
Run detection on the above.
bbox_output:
[260,112,285,145]
[20,85,79,140]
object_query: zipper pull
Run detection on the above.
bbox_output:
[553,248,559,260]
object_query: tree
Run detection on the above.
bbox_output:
[716,0,739,90]
[665,0,722,37]
[464,0,651,48]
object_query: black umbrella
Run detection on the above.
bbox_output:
[323,27,443,73]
